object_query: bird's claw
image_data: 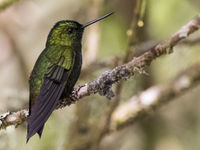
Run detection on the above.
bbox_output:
[69,89,78,101]
[69,85,85,101]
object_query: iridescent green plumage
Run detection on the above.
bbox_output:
[29,21,83,102]
[27,12,113,142]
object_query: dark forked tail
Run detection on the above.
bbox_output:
[27,79,66,143]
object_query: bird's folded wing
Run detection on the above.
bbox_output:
[27,65,68,141]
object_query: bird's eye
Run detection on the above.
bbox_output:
[67,28,73,34]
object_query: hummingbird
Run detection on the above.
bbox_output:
[27,12,113,142]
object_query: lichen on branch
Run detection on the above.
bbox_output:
[1,14,200,130]
[62,14,200,105]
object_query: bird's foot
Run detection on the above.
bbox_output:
[70,85,86,102]
[69,89,78,102]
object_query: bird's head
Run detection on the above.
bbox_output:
[47,21,83,47]
[46,12,113,47]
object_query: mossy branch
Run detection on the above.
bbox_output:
[0,14,200,130]
[61,13,200,106]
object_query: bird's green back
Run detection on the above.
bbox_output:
[29,21,83,102]
[29,45,76,101]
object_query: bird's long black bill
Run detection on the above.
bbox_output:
[82,12,114,28]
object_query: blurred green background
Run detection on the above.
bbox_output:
[0,0,200,150]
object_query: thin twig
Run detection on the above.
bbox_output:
[110,63,200,131]
[93,1,146,149]
[63,0,104,149]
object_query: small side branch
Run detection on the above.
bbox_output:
[110,64,200,131]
